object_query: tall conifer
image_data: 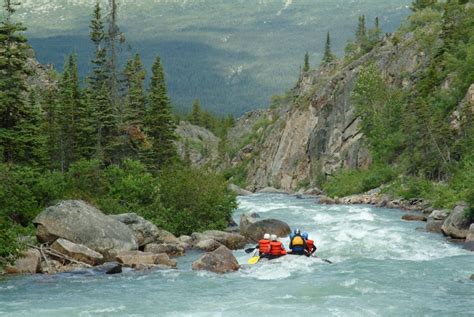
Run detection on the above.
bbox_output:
[321,32,336,65]
[145,56,177,169]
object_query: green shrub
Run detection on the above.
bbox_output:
[323,165,397,198]
[158,164,237,235]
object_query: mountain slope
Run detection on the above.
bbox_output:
[18,0,411,115]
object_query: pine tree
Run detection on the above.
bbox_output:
[0,0,45,165]
[88,1,115,162]
[107,0,123,116]
[41,87,62,170]
[145,56,177,169]
[321,32,336,65]
[190,99,202,125]
[124,54,146,125]
[356,15,367,45]
[303,52,310,72]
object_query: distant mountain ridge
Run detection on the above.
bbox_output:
[19,0,411,115]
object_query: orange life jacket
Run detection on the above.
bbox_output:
[269,241,283,256]
[280,249,287,256]
[306,239,314,251]
[259,239,270,254]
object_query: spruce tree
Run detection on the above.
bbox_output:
[88,1,115,162]
[356,15,367,45]
[41,87,62,170]
[145,56,177,169]
[0,0,45,165]
[124,54,146,125]
[321,32,336,65]
[303,52,310,72]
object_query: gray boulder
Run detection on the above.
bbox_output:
[401,214,427,222]
[318,195,335,205]
[92,262,122,274]
[51,238,104,266]
[303,187,324,196]
[191,230,246,250]
[426,209,450,233]
[258,187,289,194]
[116,251,177,269]
[194,239,223,252]
[5,249,41,275]
[467,224,474,242]
[192,246,240,273]
[441,204,471,239]
[110,213,163,247]
[144,243,185,257]
[228,183,253,196]
[240,213,291,242]
[33,200,138,260]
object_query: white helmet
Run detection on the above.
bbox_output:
[263,233,270,240]
[270,234,277,241]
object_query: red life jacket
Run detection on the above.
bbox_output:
[259,239,270,254]
[280,249,287,256]
[306,239,314,251]
[269,241,283,256]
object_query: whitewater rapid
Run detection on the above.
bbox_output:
[0,194,473,316]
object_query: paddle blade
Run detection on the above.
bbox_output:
[247,256,260,265]
[244,247,256,254]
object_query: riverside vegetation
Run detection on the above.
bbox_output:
[0,0,236,267]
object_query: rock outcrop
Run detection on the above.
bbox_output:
[239,213,291,242]
[175,121,220,168]
[5,249,41,275]
[401,214,427,222]
[466,224,474,242]
[51,238,104,266]
[228,183,253,196]
[192,246,240,274]
[441,204,471,239]
[33,200,138,260]
[194,239,223,252]
[226,32,429,191]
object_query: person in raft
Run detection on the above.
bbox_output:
[302,232,317,257]
[257,233,271,258]
[267,234,287,259]
[289,228,307,255]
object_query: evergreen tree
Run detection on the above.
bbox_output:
[321,32,336,65]
[0,0,45,165]
[368,17,382,46]
[190,99,202,125]
[41,87,62,170]
[356,15,367,46]
[88,1,115,162]
[106,0,123,115]
[145,56,177,169]
[124,54,146,125]
[303,52,310,72]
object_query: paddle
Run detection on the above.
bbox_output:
[244,247,257,254]
[312,254,333,264]
[247,249,260,265]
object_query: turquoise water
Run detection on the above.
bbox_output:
[1,194,473,316]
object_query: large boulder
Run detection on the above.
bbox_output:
[228,183,253,196]
[192,246,240,273]
[467,224,474,242]
[92,262,122,274]
[240,213,291,242]
[191,230,246,250]
[318,195,335,205]
[5,249,41,274]
[144,243,185,257]
[33,200,138,260]
[401,214,427,222]
[51,238,104,266]
[426,209,450,233]
[116,251,177,269]
[441,204,472,239]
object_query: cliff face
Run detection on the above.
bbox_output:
[228,33,430,191]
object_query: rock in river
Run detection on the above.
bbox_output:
[116,251,177,269]
[33,200,138,260]
[144,243,185,257]
[192,246,240,273]
[240,213,291,242]
[191,230,246,250]
[441,204,471,239]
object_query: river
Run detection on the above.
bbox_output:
[1,194,473,316]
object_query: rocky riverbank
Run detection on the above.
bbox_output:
[2,200,292,276]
